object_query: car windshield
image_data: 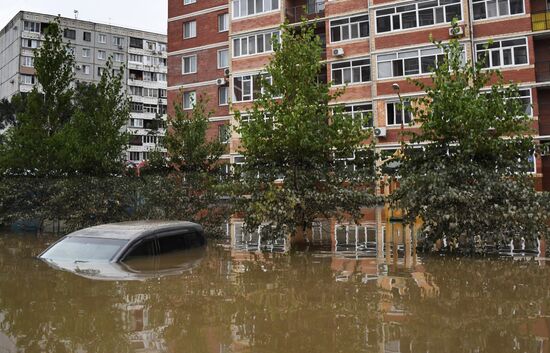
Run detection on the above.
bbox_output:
[41,237,128,262]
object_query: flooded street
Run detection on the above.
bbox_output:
[0,231,549,353]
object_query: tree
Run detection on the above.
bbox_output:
[137,94,230,236]
[63,58,130,176]
[388,23,550,251]
[0,17,74,175]
[235,21,379,245]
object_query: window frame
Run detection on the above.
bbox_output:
[182,55,197,74]
[97,33,107,44]
[218,13,229,32]
[183,21,197,39]
[219,86,229,105]
[232,30,279,58]
[472,0,525,20]
[184,0,196,4]
[331,58,371,86]
[232,73,273,102]
[21,56,34,67]
[97,50,107,60]
[329,14,370,43]
[475,37,529,69]
[386,101,412,126]
[82,48,91,58]
[375,0,463,34]
[377,46,450,79]
[183,91,196,110]
[217,49,229,69]
[343,102,374,129]
[232,0,280,19]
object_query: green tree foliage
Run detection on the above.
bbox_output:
[235,21,379,242]
[389,24,550,250]
[137,94,230,236]
[63,59,130,176]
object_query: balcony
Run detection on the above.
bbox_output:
[532,11,550,31]
[536,60,550,82]
[286,0,325,23]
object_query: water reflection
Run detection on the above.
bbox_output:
[0,230,549,353]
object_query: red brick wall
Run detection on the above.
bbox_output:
[169,0,227,19]
[375,25,462,50]
[324,0,368,17]
[538,89,550,136]
[232,12,282,33]
[473,17,531,38]
[168,9,228,53]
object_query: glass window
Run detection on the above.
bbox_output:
[218,49,229,68]
[472,0,523,19]
[386,101,412,126]
[233,0,279,18]
[331,58,371,85]
[330,15,369,43]
[63,29,76,40]
[183,91,196,109]
[97,33,107,44]
[233,30,278,57]
[41,237,128,262]
[184,0,196,4]
[218,13,229,32]
[182,55,197,74]
[376,0,461,33]
[476,37,528,68]
[83,31,91,41]
[184,21,197,38]
[219,86,229,105]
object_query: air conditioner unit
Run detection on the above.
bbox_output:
[332,48,344,57]
[9,79,14,84]
[449,26,464,37]
[374,127,387,137]
[76,64,82,70]
[223,68,230,77]
[216,78,227,86]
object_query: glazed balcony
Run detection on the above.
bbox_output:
[532,10,550,31]
[286,0,325,23]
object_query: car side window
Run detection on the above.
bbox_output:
[157,232,204,254]
[124,238,157,260]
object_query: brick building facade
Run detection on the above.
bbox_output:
[167,0,550,190]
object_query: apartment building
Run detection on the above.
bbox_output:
[0,11,168,163]
[167,0,550,190]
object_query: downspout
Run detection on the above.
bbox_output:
[466,0,475,72]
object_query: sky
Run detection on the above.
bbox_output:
[0,0,168,34]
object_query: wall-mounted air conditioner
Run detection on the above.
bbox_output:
[374,127,387,137]
[332,48,344,57]
[449,26,464,37]
[216,78,227,85]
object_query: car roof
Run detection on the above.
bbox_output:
[66,221,203,241]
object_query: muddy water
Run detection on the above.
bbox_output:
[0,232,549,353]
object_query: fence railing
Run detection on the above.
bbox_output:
[286,1,325,23]
[532,11,550,31]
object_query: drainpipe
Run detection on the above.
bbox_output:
[466,0,475,67]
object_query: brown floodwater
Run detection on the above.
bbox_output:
[0,231,549,353]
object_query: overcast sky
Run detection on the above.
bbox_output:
[0,0,168,34]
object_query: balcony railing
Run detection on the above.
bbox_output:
[532,11,550,31]
[536,60,550,82]
[286,1,325,23]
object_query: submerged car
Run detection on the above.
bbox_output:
[39,221,206,280]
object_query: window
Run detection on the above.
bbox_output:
[113,36,124,48]
[129,54,143,63]
[184,21,196,38]
[22,39,39,48]
[130,118,144,128]
[157,73,167,82]
[98,50,107,60]
[344,103,373,128]
[219,13,229,32]
[218,49,229,68]
[114,53,124,62]
[182,55,197,74]
[517,88,532,116]
[232,0,280,18]
[377,47,449,79]
[331,58,371,85]
[386,101,412,126]
[476,37,528,68]
[83,31,91,41]
[130,37,144,49]
[20,74,35,85]
[143,88,159,98]
[233,74,272,102]
[143,104,158,113]
[330,14,369,43]
[183,91,196,109]
[376,0,461,33]
[82,48,91,58]
[63,29,76,40]
[82,65,91,75]
[129,86,143,96]
[184,0,196,4]
[98,67,105,76]
[97,33,107,44]
[233,30,279,57]
[219,86,229,105]
[219,124,231,144]
[23,21,40,33]
[22,56,34,67]
[473,0,523,19]
[131,102,144,112]
[159,89,167,98]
